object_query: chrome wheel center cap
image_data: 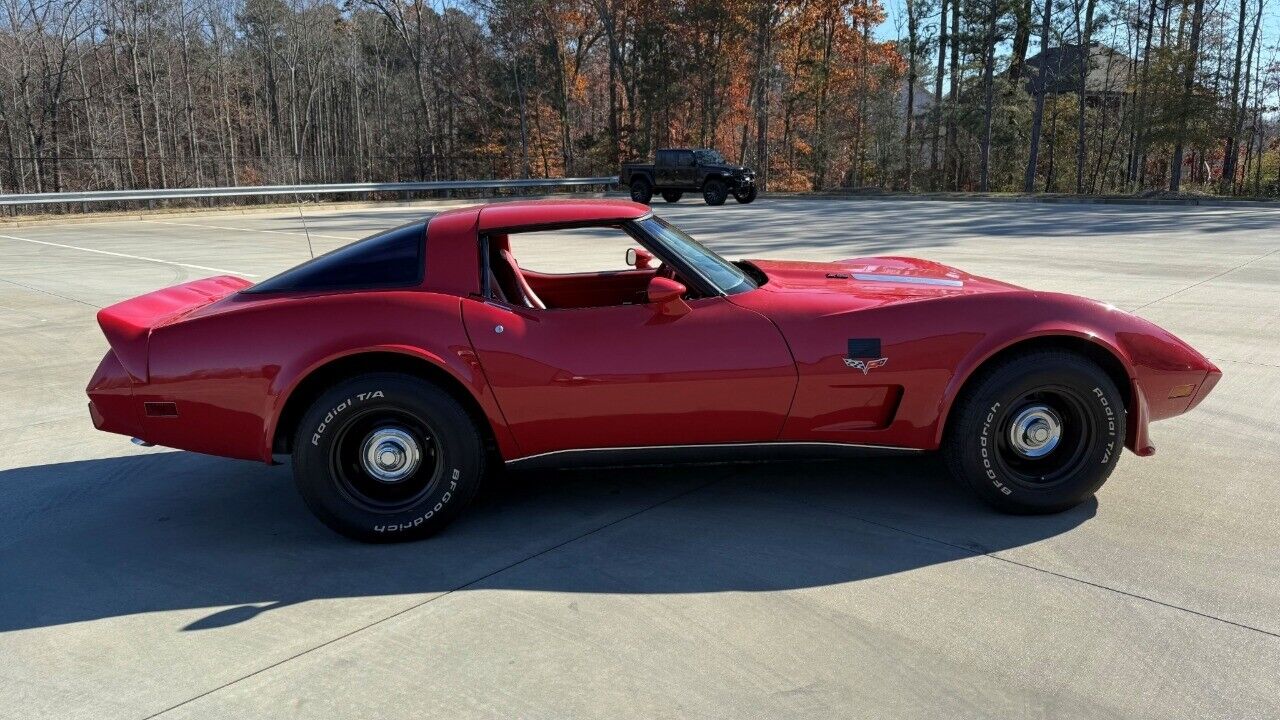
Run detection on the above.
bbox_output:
[1008,405,1063,459]
[360,428,421,483]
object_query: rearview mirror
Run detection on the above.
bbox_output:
[647,277,689,316]
[626,247,655,269]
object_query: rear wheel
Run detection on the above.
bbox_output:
[702,179,727,206]
[733,185,757,204]
[662,190,683,203]
[629,178,653,204]
[944,351,1125,514]
[292,373,485,542]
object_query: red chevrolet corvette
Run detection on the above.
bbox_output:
[88,199,1220,541]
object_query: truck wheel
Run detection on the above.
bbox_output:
[944,351,1126,514]
[702,179,727,206]
[630,178,653,204]
[292,372,486,542]
[662,191,683,203]
[733,186,758,204]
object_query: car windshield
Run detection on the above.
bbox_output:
[694,149,727,165]
[635,215,756,296]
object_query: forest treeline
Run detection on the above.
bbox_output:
[1,0,1276,198]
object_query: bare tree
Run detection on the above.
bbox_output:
[1169,0,1206,191]
[1024,0,1053,191]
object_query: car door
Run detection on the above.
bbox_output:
[462,296,797,458]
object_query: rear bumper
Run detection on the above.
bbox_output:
[86,351,142,439]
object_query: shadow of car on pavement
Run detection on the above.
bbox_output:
[0,450,1095,633]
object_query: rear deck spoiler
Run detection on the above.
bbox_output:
[96,275,252,382]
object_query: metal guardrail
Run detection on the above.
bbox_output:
[0,176,619,206]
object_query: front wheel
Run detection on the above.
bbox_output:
[733,185,757,204]
[292,373,486,542]
[629,178,653,204]
[943,351,1125,514]
[702,179,727,206]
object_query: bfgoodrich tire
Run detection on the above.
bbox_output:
[292,373,486,542]
[944,351,1125,514]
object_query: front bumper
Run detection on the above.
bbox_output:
[1185,364,1222,413]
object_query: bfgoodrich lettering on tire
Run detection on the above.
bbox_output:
[293,372,485,542]
[944,350,1126,514]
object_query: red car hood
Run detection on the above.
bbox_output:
[744,257,1020,309]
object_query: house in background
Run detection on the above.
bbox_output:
[898,81,936,163]
[897,81,936,123]
[1022,43,1133,103]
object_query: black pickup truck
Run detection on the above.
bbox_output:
[620,148,757,206]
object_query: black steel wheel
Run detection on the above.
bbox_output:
[944,350,1125,513]
[293,373,486,541]
[702,179,728,206]
[329,408,441,513]
[630,178,653,204]
[732,185,757,204]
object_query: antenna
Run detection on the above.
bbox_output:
[295,192,315,259]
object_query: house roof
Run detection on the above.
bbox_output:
[1023,43,1133,95]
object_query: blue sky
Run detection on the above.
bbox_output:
[876,0,908,43]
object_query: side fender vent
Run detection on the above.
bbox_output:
[144,402,179,418]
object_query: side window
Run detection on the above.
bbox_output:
[245,221,425,294]
[506,226,657,275]
[679,151,695,167]
[656,150,673,166]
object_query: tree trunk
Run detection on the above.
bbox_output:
[513,60,530,178]
[930,0,948,184]
[1169,0,1206,191]
[1024,0,1054,191]
[946,0,961,189]
[978,6,998,192]
[1075,0,1097,194]
[750,0,776,189]
[1128,0,1158,188]
[1219,0,1248,193]
[903,0,919,190]
[1009,0,1033,83]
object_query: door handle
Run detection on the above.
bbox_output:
[552,371,597,385]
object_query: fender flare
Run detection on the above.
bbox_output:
[260,343,518,463]
[931,326,1141,450]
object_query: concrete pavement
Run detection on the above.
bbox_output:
[0,197,1277,718]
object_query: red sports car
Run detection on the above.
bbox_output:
[87,199,1220,541]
